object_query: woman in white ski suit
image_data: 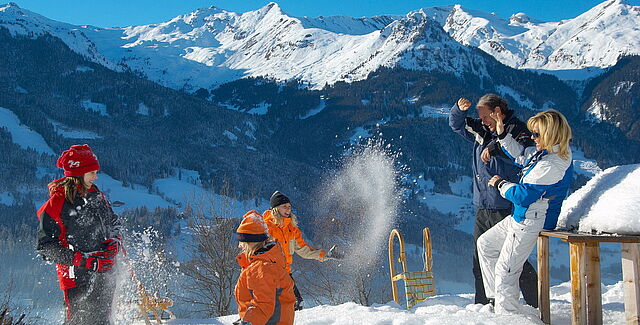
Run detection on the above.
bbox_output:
[477,110,573,314]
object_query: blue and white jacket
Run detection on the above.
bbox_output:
[496,132,573,230]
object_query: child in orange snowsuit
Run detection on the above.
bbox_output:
[234,210,295,325]
[262,191,343,310]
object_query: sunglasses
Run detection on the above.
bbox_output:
[531,131,540,139]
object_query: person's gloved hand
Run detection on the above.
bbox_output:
[232,319,251,325]
[101,236,121,259]
[73,250,115,273]
[326,245,344,260]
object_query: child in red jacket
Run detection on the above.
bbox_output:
[36,145,121,325]
[234,210,295,325]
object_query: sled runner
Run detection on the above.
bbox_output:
[138,282,176,325]
[0,308,25,325]
[121,254,176,324]
[388,227,436,308]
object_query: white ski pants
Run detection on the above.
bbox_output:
[477,215,545,314]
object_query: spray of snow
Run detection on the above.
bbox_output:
[317,139,403,299]
[112,227,180,324]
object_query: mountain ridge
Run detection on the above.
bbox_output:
[2,1,639,91]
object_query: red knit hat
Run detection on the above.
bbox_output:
[236,210,269,242]
[56,144,100,177]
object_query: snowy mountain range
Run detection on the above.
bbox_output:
[435,0,640,79]
[1,0,639,91]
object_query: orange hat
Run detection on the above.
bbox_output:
[236,210,269,242]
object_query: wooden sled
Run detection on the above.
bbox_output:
[388,227,436,308]
[138,283,176,324]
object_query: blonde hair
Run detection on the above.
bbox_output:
[270,207,298,227]
[48,176,87,203]
[240,240,269,258]
[527,110,572,160]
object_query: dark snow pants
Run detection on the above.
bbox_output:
[472,208,538,307]
[290,274,303,310]
[64,273,115,325]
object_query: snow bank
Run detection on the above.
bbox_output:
[49,120,102,139]
[557,164,640,235]
[81,100,109,116]
[418,192,472,216]
[0,106,55,155]
[299,98,326,119]
[571,146,602,178]
[95,174,174,213]
[130,281,630,324]
[419,105,450,118]
[496,85,534,110]
[152,171,262,218]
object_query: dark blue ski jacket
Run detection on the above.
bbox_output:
[449,103,534,210]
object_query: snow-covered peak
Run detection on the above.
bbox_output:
[1,2,60,26]
[261,2,284,15]
[121,5,237,42]
[1,2,22,12]
[509,13,537,25]
[176,6,232,25]
[0,2,118,69]
[235,2,291,31]
[556,0,636,32]
[439,0,640,79]
[89,0,486,89]
[443,5,529,46]
[2,1,638,88]
[528,0,640,69]
[408,5,454,26]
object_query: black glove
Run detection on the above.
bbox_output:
[232,319,251,325]
[490,176,507,190]
[326,245,344,260]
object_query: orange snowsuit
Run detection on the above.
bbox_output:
[262,209,326,273]
[235,242,295,325]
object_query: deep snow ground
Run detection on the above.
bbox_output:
[132,281,628,325]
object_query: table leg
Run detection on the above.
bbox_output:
[538,235,550,324]
[570,242,587,325]
[584,242,602,324]
[622,243,640,325]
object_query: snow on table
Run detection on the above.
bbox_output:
[557,164,640,235]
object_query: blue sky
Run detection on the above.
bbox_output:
[8,0,640,27]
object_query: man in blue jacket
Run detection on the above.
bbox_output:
[449,94,538,307]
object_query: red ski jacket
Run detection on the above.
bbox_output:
[36,181,121,290]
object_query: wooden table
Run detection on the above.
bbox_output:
[537,231,640,325]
